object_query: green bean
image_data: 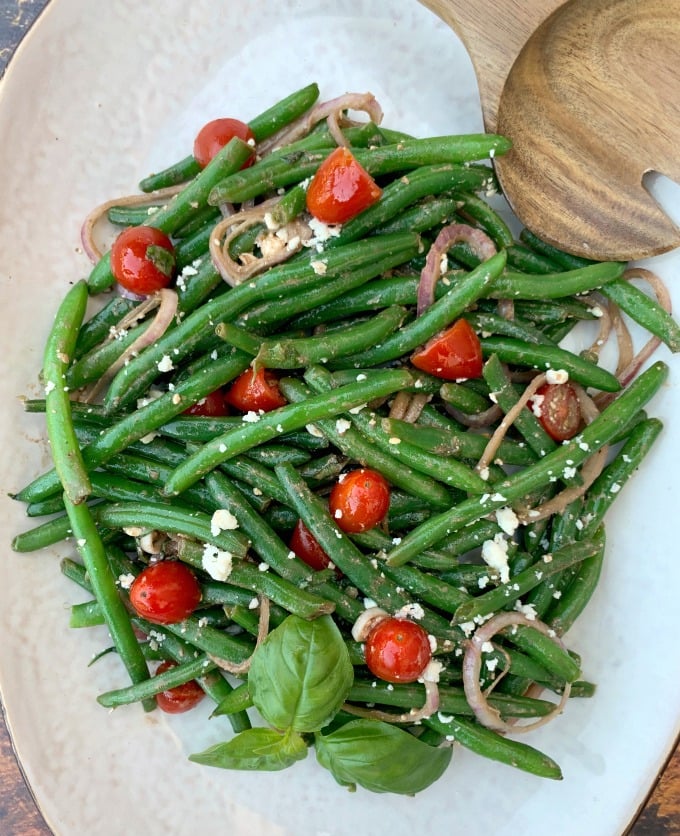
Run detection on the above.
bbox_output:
[452,191,515,248]
[375,196,462,236]
[42,280,91,504]
[520,229,596,271]
[383,413,537,467]
[139,155,202,193]
[504,624,581,684]
[97,654,217,708]
[73,296,136,359]
[332,251,506,368]
[103,231,419,411]
[600,278,680,352]
[63,498,151,704]
[278,377,455,509]
[258,306,408,368]
[247,82,319,142]
[488,261,626,300]
[424,714,562,779]
[505,244,563,275]
[13,350,253,505]
[94,501,249,558]
[292,275,418,328]
[386,361,668,567]
[107,203,166,227]
[439,381,492,413]
[162,368,414,496]
[546,547,606,636]
[163,614,254,666]
[464,310,554,346]
[452,529,605,623]
[480,336,621,392]
[66,321,149,390]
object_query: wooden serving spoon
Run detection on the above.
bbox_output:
[419,0,680,261]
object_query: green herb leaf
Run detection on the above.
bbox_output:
[210,682,253,717]
[315,719,453,795]
[146,244,175,277]
[248,614,353,733]
[189,727,307,772]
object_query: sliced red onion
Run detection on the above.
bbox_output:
[80,288,178,403]
[80,184,182,263]
[115,284,147,302]
[342,660,441,724]
[462,611,572,734]
[208,595,270,675]
[417,223,497,316]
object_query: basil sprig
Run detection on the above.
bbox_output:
[190,613,451,794]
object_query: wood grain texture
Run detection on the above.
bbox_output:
[418,0,564,131]
[0,0,678,833]
[495,0,680,261]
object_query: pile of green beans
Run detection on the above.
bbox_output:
[11,83,677,793]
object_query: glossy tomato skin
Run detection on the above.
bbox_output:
[364,617,432,683]
[183,389,230,417]
[154,660,205,714]
[129,561,202,625]
[225,367,287,413]
[110,226,175,295]
[532,382,581,441]
[329,468,390,534]
[193,118,255,169]
[289,519,334,572]
[306,147,382,225]
[411,318,483,380]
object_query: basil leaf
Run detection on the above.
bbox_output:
[189,727,307,772]
[315,719,453,795]
[248,614,353,733]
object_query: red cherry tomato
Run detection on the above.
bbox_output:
[193,118,255,169]
[183,389,230,417]
[328,468,390,534]
[411,318,483,381]
[154,660,205,714]
[364,617,432,683]
[305,147,382,225]
[129,561,202,625]
[110,226,175,295]
[531,381,582,441]
[289,519,334,572]
[225,367,287,413]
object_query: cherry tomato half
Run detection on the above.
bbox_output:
[411,318,483,381]
[183,388,230,417]
[329,468,390,534]
[289,519,334,572]
[110,226,176,296]
[193,118,255,169]
[225,367,287,413]
[129,561,202,625]
[154,660,205,714]
[531,381,581,441]
[305,147,382,225]
[364,617,432,683]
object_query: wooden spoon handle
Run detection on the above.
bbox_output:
[418,0,566,130]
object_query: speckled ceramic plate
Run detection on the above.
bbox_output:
[1,1,679,834]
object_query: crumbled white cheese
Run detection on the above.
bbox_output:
[495,506,519,536]
[201,544,233,581]
[157,354,174,373]
[481,533,510,584]
[396,602,425,621]
[335,418,351,435]
[117,573,135,590]
[210,508,239,536]
[310,260,328,275]
[546,368,569,385]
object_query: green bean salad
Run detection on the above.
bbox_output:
[12,83,679,795]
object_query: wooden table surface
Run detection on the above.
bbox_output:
[0,1,678,833]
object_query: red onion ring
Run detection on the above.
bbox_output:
[462,611,572,733]
[208,595,271,675]
[417,223,497,316]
